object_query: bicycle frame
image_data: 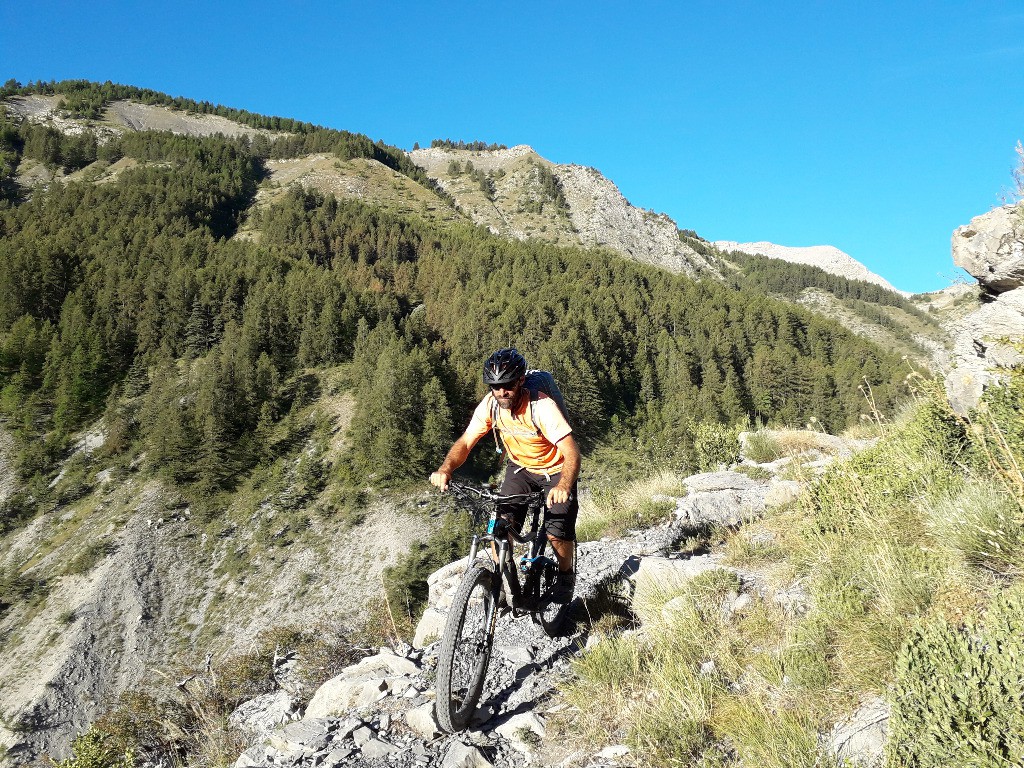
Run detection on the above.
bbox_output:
[455,485,557,626]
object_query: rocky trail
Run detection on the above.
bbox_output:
[231,466,816,768]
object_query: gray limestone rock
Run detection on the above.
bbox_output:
[683,470,761,493]
[360,736,400,760]
[348,650,420,678]
[413,606,447,649]
[268,718,333,754]
[405,702,441,740]
[827,697,889,767]
[441,742,495,768]
[352,725,375,747]
[944,286,1024,413]
[676,490,760,528]
[304,675,388,718]
[234,745,273,768]
[494,712,545,753]
[320,748,356,768]
[229,690,295,741]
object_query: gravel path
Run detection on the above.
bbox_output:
[234,472,776,768]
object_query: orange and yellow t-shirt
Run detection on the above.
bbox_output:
[465,391,572,473]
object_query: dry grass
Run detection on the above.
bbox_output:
[576,470,685,541]
[562,383,1024,767]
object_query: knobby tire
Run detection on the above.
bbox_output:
[434,560,497,733]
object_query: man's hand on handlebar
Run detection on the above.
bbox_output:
[430,470,451,492]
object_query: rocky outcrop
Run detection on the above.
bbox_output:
[952,203,1024,295]
[945,203,1024,413]
[409,146,721,278]
[557,163,720,278]
[191,427,894,767]
[227,435,880,768]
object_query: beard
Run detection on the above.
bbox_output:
[494,387,520,410]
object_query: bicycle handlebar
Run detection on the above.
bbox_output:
[444,479,545,507]
[442,479,547,543]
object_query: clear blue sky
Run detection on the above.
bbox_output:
[3,1,1023,293]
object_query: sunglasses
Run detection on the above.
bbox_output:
[489,382,518,392]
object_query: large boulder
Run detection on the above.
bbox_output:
[952,203,1024,294]
[304,650,419,717]
[228,690,295,741]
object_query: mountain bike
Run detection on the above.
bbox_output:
[433,480,575,733]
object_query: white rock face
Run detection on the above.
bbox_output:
[945,287,1024,413]
[714,240,908,296]
[558,163,718,277]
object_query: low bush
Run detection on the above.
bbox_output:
[742,431,783,464]
[887,583,1024,767]
[0,568,49,618]
[53,727,134,768]
[692,422,741,472]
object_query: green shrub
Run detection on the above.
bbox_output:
[887,584,1024,768]
[0,568,49,617]
[692,422,741,472]
[54,727,134,768]
[742,431,783,464]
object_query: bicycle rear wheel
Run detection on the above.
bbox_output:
[434,560,497,732]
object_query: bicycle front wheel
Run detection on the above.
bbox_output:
[434,560,497,732]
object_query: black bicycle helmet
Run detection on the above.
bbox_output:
[482,348,527,386]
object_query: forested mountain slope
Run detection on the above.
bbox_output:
[0,79,928,763]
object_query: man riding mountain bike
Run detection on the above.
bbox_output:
[430,348,580,603]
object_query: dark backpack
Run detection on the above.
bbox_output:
[490,369,570,454]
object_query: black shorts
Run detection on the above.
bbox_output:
[496,462,578,541]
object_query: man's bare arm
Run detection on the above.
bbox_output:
[547,433,580,506]
[430,432,480,491]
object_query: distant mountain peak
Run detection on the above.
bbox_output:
[714,240,909,296]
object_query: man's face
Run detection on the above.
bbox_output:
[490,377,523,410]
